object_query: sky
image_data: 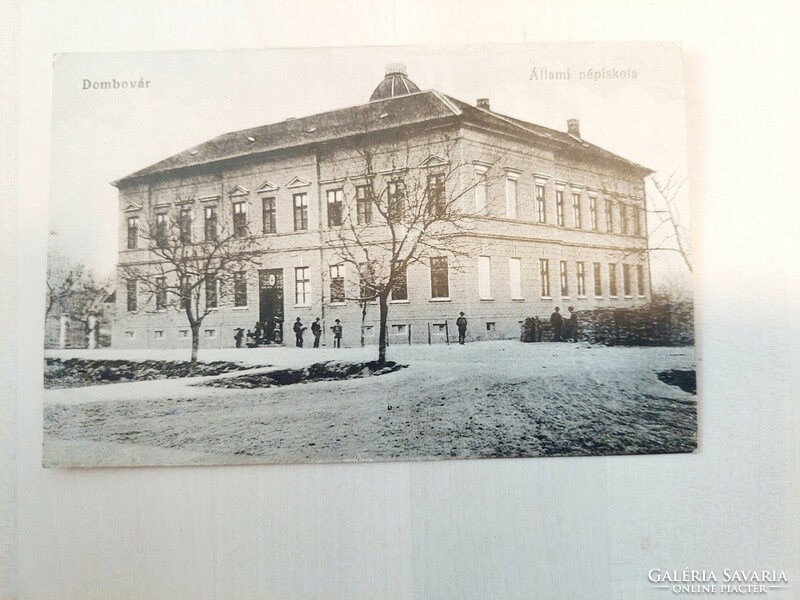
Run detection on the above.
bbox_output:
[49,43,689,285]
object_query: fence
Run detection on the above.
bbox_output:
[521,301,694,346]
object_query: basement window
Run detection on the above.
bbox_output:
[486,322,496,332]
[204,329,217,339]
[178,329,189,339]
[154,330,164,339]
[391,324,407,334]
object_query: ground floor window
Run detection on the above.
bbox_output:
[539,259,550,297]
[330,264,345,303]
[637,264,646,296]
[576,261,586,296]
[295,266,311,305]
[559,261,569,297]
[593,262,602,296]
[623,264,632,296]
[430,257,449,298]
[609,263,618,297]
[234,272,247,307]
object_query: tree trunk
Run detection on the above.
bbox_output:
[190,323,200,366]
[378,293,389,364]
[360,301,368,348]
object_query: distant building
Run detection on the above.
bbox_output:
[112,64,652,348]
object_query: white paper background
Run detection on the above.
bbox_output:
[2,1,799,598]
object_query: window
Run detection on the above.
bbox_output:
[204,329,216,339]
[180,276,191,309]
[474,167,487,212]
[155,277,167,310]
[204,206,218,241]
[127,216,139,249]
[509,257,522,299]
[179,207,193,243]
[391,324,407,334]
[126,278,137,312]
[233,201,247,237]
[536,184,546,223]
[330,264,345,303]
[609,263,618,297]
[430,257,449,298]
[427,172,446,217]
[559,261,569,297]
[178,329,189,339]
[623,264,632,296]
[637,264,646,296]
[293,193,308,231]
[359,262,376,301]
[589,196,598,230]
[556,189,565,226]
[234,271,247,307]
[620,203,629,235]
[205,275,218,309]
[478,256,492,299]
[486,322,496,332]
[572,193,582,229]
[391,264,408,301]
[295,266,310,305]
[604,199,613,232]
[363,325,375,336]
[155,213,168,247]
[387,180,406,223]
[327,189,343,227]
[154,330,164,339]
[539,259,550,297]
[634,206,643,236]
[593,262,602,296]
[505,176,517,218]
[125,331,135,340]
[576,261,586,296]
[262,197,276,234]
[432,323,446,334]
[356,185,372,225]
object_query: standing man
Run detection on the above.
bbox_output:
[550,306,563,342]
[311,317,322,348]
[234,328,244,348]
[565,306,578,342]
[293,317,305,348]
[331,319,343,348]
[456,311,468,345]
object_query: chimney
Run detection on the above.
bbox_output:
[567,118,580,138]
[477,98,490,111]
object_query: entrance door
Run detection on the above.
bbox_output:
[259,269,284,343]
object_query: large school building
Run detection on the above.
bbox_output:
[113,64,652,348]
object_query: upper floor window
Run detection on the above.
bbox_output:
[387,180,406,223]
[327,189,343,228]
[559,260,569,297]
[430,256,449,298]
[127,216,139,249]
[505,175,518,219]
[539,259,550,297]
[126,278,137,312]
[262,197,276,234]
[204,206,218,242]
[572,193,582,229]
[620,203,629,235]
[179,207,193,244]
[589,196,598,230]
[155,213,168,247]
[330,264,345,303]
[535,184,546,223]
[604,199,614,232]
[232,201,247,237]
[634,205,643,236]
[391,263,408,301]
[293,193,308,231]
[474,167,488,212]
[556,190,565,226]
[356,185,373,225]
[427,172,446,217]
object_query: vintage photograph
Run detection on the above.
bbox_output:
[43,43,695,467]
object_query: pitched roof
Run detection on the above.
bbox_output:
[114,89,651,186]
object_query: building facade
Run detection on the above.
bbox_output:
[113,64,652,349]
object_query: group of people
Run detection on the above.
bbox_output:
[293,317,343,349]
[235,318,284,348]
[549,306,579,342]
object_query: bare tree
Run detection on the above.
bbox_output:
[646,171,691,273]
[45,246,85,322]
[62,271,113,348]
[326,137,497,363]
[122,199,263,364]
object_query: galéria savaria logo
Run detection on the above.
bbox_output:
[648,569,789,595]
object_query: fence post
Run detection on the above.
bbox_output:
[408,323,412,345]
[445,321,450,345]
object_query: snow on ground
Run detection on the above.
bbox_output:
[43,341,697,467]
